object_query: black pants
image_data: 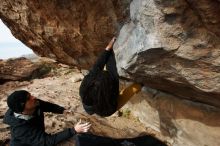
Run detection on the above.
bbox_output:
[75,133,167,146]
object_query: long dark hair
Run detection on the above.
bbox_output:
[82,71,116,116]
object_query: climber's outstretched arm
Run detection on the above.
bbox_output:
[90,37,116,74]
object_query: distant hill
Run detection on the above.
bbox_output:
[21,53,39,60]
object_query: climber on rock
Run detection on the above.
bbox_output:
[79,37,142,117]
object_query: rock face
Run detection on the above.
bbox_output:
[1,0,220,146]
[0,0,131,68]
[122,86,220,146]
[114,0,220,108]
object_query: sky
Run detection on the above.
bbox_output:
[0,19,34,59]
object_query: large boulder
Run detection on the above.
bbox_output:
[1,0,220,145]
[0,57,54,84]
[0,0,131,68]
[0,58,39,83]
[114,0,220,108]
[1,0,220,107]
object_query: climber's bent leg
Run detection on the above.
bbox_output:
[117,83,142,110]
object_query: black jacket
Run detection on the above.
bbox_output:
[3,99,76,146]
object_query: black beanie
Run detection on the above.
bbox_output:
[7,90,30,113]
